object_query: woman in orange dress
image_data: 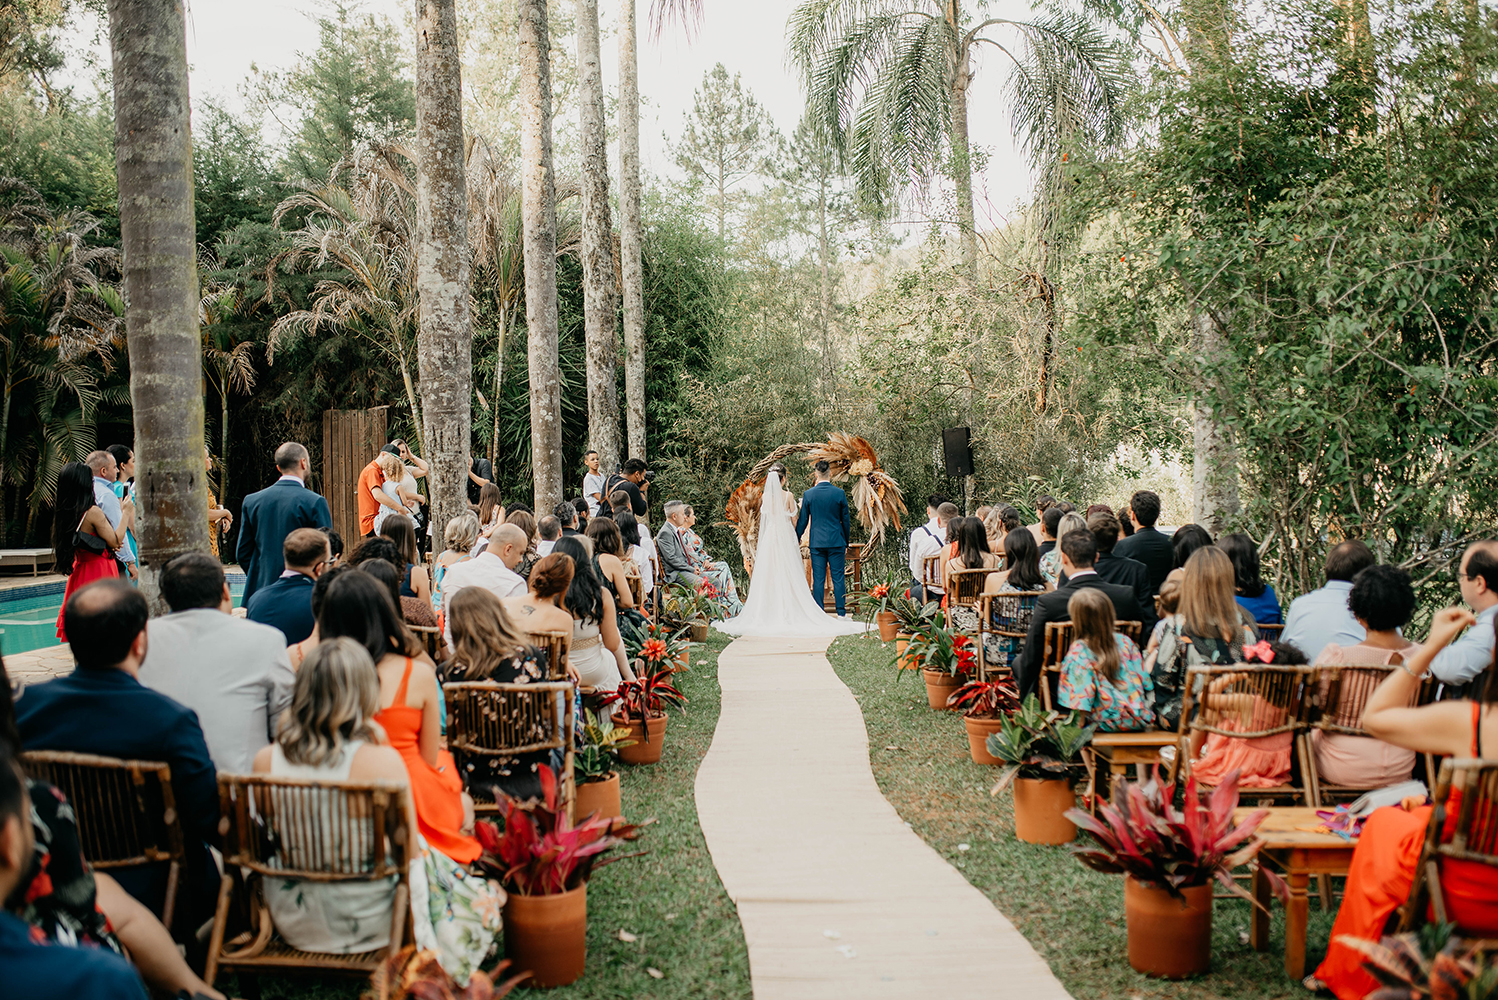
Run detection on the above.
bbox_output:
[1311,605,1498,998]
[53,461,125,641]
[317,567,479,864]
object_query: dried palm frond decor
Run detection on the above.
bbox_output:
[724,434,907,574]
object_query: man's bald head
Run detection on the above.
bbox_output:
[275,442,310,474]
[285,527,332,572]
[491,523,529,570]
[64,579,148,671]
[84,450,115,478]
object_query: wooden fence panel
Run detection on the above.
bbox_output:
[322,407,388,544]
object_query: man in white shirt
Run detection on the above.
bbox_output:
[1428,540,1498,687]
[536,516,561,557]
[138,553,295,775]
[582,450,607,518]
[908,497,954,603]
[1281,540,1375,663]
[442,523,529,646]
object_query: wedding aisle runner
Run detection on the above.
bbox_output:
[695,635,1073,1000]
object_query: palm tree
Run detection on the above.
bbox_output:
[618,0,649,460]
[414,0,474,539]
[518,0,564,510]
[198,266,257,506]
[107,0,210,595]
[577,0,622,473]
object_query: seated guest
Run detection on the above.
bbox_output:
[571,495,591,534]
[1281,539,1375,662]
[555,501,581,537]
[1026,494,1056,544]
[506,509,539,580]
[1088,511,1154,633]
[587,517,646,633]
[351,536,435,628]
[318,570,478,864]
[908,499,956,603]
[553,539,637,702]
[657,501,705,590]
[1311,609,1498,998]
[608,489,633,520]
[140,553,295,775]
[1058,588,1153,731]
[327,528,344,566]
[681,504,744,617]
[1219,532,1283,625]
[1426,540,1498,688]
[1311,564,1420,788]
[474,482,505,545]
[432,512,479,613]
[1144,568,1185,660]
[245,527,331,643]
[252,637,414,955]
[1170,523,1213,570]
[536,515,562,557]
[617,511,653,597]
[381,513,432,610]
[1187,640,1305,788]
[503,553,581,647]
[0,746,151,999]
[981,528,1050,671]
[944,515,999,631]
[287,564,352,669]
[1036,505,1064,562]
[440,523,529,647]
[1014,530,1149,699]
[1148,547,1257,733]
[1039,512,1086,586]
[1114,490,1172,597]
[440,588,552,799]
[16,580,218,927]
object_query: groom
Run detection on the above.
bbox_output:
[795,460,852,616]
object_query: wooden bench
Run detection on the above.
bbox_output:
[0,548,55,576]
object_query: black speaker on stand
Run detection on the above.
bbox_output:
[941,427,974,478]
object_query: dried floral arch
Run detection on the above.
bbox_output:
[723,433,907,575]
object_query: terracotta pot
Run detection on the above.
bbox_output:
[573,772,621,824]
[615,712,668,765]
[923,667,961,710]
[876,611,899,642]
[963,715,1007,765]
[894,633,919,670]
[689,620,709,643]
[1124,876,1213,979]
[674,647,690,671]
[1012,777,1077,844]
[503,883,587,987]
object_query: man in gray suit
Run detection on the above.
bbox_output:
[138,552,294,775]
[655,500,704,589]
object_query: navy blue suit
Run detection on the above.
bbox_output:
[245,571,317,644]
[795,481,852,614]
[15,668,219,926]
[237,477,331,600]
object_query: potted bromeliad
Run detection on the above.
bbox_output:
[624,617,691,673]
[475,768,644,988]
[906,619,978,709]
[1065,767,1284,979]
[886,592,938,669]
[604,667,686,766]
[864,579,903,641]
[573,710,633,824]
[987,695,1094,844]
[946,676,1022,765]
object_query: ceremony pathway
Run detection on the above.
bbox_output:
[695,635,1073,1000]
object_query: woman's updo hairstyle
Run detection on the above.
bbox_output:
[530,553,574,599]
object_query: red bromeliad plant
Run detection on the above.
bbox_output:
[946,677,1022,717]
[473,768,645,897]
[603,670,686,720]
[1064,767,1288,907]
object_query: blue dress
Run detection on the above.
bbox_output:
[1236,585,1284,625]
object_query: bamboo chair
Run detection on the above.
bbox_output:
[444,680,575,815]
[650,555,663,621]
[205,775,414,999]
[1399,758,1498,933]
[1038,621,1143,710]
[407,624,443,662]
[1257,623,1285,639]
[1178,663,1315,804]
[944,568,992,633]
[921,554,944,598]
[526,629,571,681]
[1306,661,1420,806]
[624,569,645,612]
[23,750,187,928]
[977,590,1045,682]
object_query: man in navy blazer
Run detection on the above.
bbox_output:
[15,579,219,927]
[237,442,331,601]
[245,528,329,644]
[795,460,852,616]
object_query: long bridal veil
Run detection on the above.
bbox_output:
[714,470,869,638]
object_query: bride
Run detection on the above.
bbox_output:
[714,465,869,638]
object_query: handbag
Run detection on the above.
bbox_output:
[73,528,109,556]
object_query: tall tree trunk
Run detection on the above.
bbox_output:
[946,3,978,282]
[1190,312,1239,534]
[576,0,621,474]
[108,0,209,607]
[1336,0,1375,131]
[618,0,647,461]
[220,386,229,504]
[519,0,563,510]
[415,0,473,540]
[490,300,509,465]
[816,166,837,407]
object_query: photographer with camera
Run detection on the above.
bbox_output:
[605,458,652,522]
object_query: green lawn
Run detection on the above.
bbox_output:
[825,631,1335,1000]
[234,629,751,1000]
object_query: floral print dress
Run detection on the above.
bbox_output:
[1058,634,1155,731]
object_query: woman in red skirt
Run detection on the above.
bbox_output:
[53,460,127,641]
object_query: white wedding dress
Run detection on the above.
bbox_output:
[714,471,869,638]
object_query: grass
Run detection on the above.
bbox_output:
[825,630,1336,1000]
[235,629,751,1000]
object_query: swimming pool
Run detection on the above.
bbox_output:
[0,574,247,656]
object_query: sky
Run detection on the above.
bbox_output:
[65,0,1036,224]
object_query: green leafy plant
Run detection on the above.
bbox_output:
[574,710,634,784]
[1064,766,1288,908]
[886,590,939,633]
[946,677,1022,717]
[905,619,978,676]
[1338,923,1498,1000]
[622,617,689,674]
[986,694,1094,791]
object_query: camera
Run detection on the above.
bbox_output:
[643,470,656,483]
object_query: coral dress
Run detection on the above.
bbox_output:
[1188,693,1293,788]
[56,544,119,641]
[373,658,480,864]
[1315,702,1498,999]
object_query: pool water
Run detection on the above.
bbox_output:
[0,577,246,656]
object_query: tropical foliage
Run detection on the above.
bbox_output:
[985,695,1093,791]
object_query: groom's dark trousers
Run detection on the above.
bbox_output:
[810,546,846,615]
